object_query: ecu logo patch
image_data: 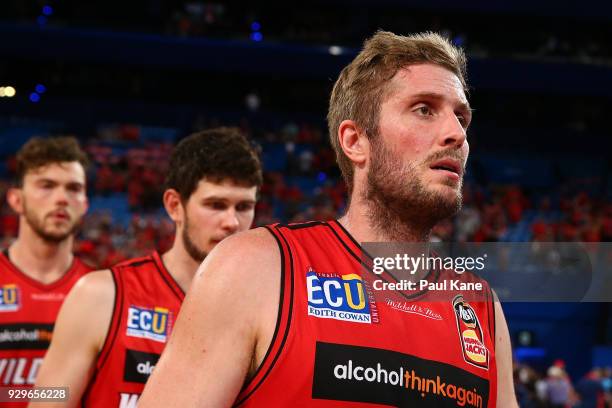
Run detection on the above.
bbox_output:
[453,295,489,370]
[0,284,20,312]
[306,269,373,324]
[126,306,171,343]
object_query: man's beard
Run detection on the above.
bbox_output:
[23,201,80,244]
[364,140,463,241]
[182,214,207,263]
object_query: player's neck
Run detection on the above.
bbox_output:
[9,226,74,284]
[161,243,199,293]
[341,196,432,243]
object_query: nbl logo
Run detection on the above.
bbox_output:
[126,306,170,343]
[0,285,20,312]
[307,269,372,324]
[452,295,489,370]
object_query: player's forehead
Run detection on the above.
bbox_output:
[386,63,469,108]
[23,161,86,184]
[190,178,257,201]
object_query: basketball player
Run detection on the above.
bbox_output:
[0,137,91,406]
[140,31,518,407]
[32,128,262,407]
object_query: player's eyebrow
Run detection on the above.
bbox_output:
[202,196,256,204]
[35,178,85,187]
[34,178,58,184]
[410,92,473,113]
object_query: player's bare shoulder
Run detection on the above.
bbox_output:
[34,268,117,396]
[189,226,281,362]
[65,269,116,349]
[70,269,115,305]
[194,226,281,291]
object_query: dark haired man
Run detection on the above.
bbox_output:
[0,137,91,405]
[33,128,262,407]
[140,31,517,407]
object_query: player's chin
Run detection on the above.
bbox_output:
[46,222,76,236]
[429,181,461,196]
[42,230,72,242]
[429,184,462,205]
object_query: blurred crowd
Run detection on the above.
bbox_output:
[531,192,611,243]
[435,184,611,243]
[516,361,612,408]
[0,120,609,269]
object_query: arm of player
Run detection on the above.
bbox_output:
[138,229,280,408]
[30,271,115,408]
[494,294,519,408]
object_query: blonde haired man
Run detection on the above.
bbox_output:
[140,31,518,407]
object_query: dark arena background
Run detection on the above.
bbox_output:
[0,0,611,405]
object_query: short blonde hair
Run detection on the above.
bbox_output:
[327,30,468,194]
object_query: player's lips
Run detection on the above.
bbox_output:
[429,158,462,180]
[48,210,70,221]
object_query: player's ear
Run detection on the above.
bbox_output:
[162,189,184,224]
[338,120,369,169]
[6,187,24,215]
[82,195,89,215]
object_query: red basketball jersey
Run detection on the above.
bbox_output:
[237,221,498,407]
[0,250,92,407]
[82,251,184,408]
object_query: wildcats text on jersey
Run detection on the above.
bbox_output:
[119,393,139,408]
[0,357,43,385]
[126,306,170,343]
[306,269,373,324]
[0,284,20,312]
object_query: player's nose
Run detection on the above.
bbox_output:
[220,208,240,233]
[439,111,467,149]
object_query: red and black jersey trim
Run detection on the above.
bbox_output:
[487,286,496,351]
[82,268,121,406]
[327,220,440,301]
[0,250,89,291]
[152,251,185,301]
[94,269,122,372]
[280,220,440,300]
[284,220,326,230]
[234,225,294,407]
